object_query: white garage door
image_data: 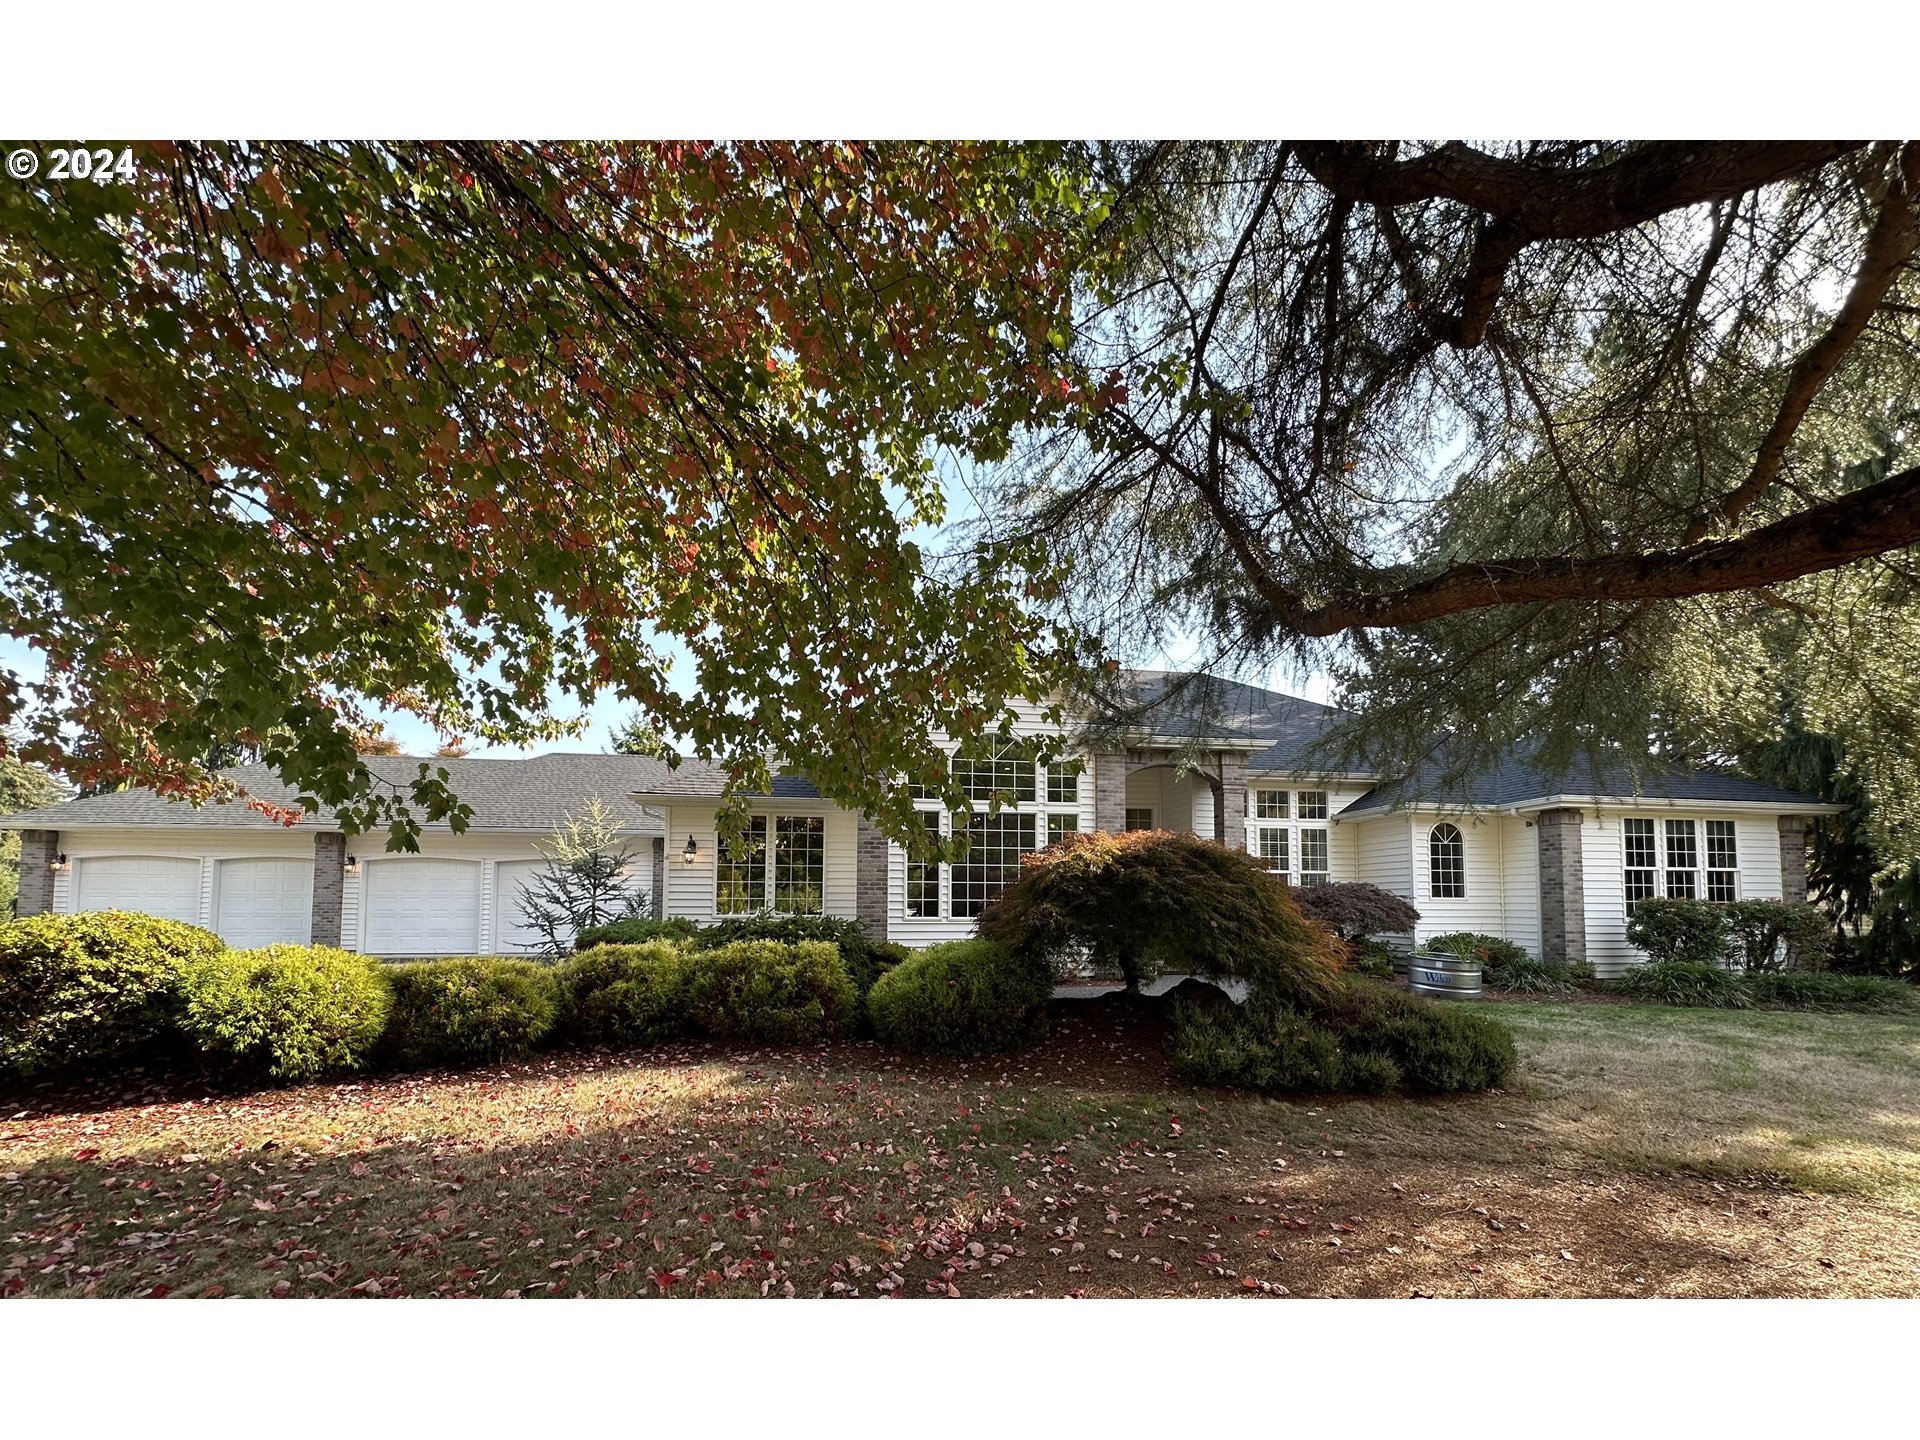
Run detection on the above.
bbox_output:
[216,858,314,949]
[362,858,482,955]
[73,856,203,924]
[492,861,548,954]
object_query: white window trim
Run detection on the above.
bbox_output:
[1624,816,1741,906]
[714,811,827,917]
[1428,822,1466,899]
[905,746,1086,920]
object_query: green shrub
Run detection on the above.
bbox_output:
[680,939,856,1044]
[1742,971,1918,1012]
[867,939,1054,1056]
[1427,932,1533,983]
[1172,981,1514,1095]
[554,941,692,1044]
[0,911,224,1076]
[977,829,1346,1002]
[1610,960,1749,1008]
[1625,898,1731,967]
[691,914,892,1004]
[181,944,391,1081]
[1348,939,1399,979]
[574,916,698,950]
[381,957,558,1068]
[1722,900,1833,974]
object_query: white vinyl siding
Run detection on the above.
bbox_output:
[73,856,203,925]
[214,858,313,948]
[361,858,482,956]
[1409,815,1505,944]
[665,803,858,926]
[1584,810,1788,976]
[1500,816,1541,958]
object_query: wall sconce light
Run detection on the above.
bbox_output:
[682,834,699,865]
[50,852,69,873]
[343,854,360,875]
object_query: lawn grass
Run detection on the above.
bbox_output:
[4,996,1919,1298]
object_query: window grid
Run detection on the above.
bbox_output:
[952,813,1036,918]
[951,743,1035,804]
[1664,819,1698,900]
[1624,817,1657,909]
[715,816,768,915]
[905,811,940,918]
[1428,823,1465,899]
[1046,813,1078,845]
[772,815,825,914]
[1254,789,1289,820]
[1124,807,1154,832]
[1045,761,1082,806]
[1706,820,1739,903]
[1299,828,1329,886]
[1257,826,1288,875]
[1296,791,1329,821]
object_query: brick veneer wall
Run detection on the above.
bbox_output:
[1217,753,1247,850]
[1777,815,1810,904]
[855,815,889,940]
[310,832,345,946]
[1535,807,1586,966]
[1093,752,1127,835]
[15,829,57,917]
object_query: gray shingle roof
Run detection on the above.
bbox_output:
[1340,748,1828,816]
[1114,670,1364,774]
[627,761,822,801]
[0,754,669,834]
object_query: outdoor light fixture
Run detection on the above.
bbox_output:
[50,852,69,873]
[683,834,699,865]
[343,853,360,875]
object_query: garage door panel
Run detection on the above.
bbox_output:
[216,858,314,948]
[73,856,203,925]
[363,859,481,955]
[492,861,548,954]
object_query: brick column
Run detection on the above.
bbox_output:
[16,829,58,917]
[855,815,890,941]
[650,837,666,920]
[1216,753,1248,850]
[1777,815,1810,904]
[1535,807,1586,966]
[1093,751,1127,835]
[310,832,345,946]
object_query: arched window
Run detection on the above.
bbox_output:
[1429,823,1465,899]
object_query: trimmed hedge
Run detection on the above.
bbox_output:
[1173,980,1516,1095]
[555,941,692,1044]
[180,944,392,1081]
[574,916,698,950]
[1624,898,1729,968]
[382,957,559,1068]
[681,939,856,1044]
[690,914,899,1007]
[867,939,1054,1056]
[0,912,224,1076]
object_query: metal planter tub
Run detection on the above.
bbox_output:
[1406,950,1483,1000]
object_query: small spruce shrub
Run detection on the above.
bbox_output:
[554,941,692,1044]
[381,957,559,1068]
[181,944,391,1081]
[0,912,224,1076]
[1625,898,1731,968]
[867,939,1054,1056]
[680,939,856,1044]
[574,916,698,950]
[1610,960,1749,1008]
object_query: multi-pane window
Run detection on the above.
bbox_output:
[1706,820,1739,903]
[772,815,825,914]
[951,742,1035,804]
[1297,791,1329,821]
[716,815,769,915]
[1254,789,1289,820]
[1664,819,1698,899]
[1299,828,1329,886]
[1047,813,1079,845]
[1256,826,1289,875]
[1046,761,1082,805]
[906,811,941,918]
[1124,807,1154,832]
[1624,818,1658,908]
[1428,823,1465,898]
[952,812,1036,918]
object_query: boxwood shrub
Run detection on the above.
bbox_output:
[866,939,1053,1056]
[573,916,698,950]
[180,944,392,1081]
[690,914,897,1007]
[554,941,692,1044]
[681,939,856,1044]
[381,957,559,1068]
[1624,898,1731,968]
[0,912,224,1076]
